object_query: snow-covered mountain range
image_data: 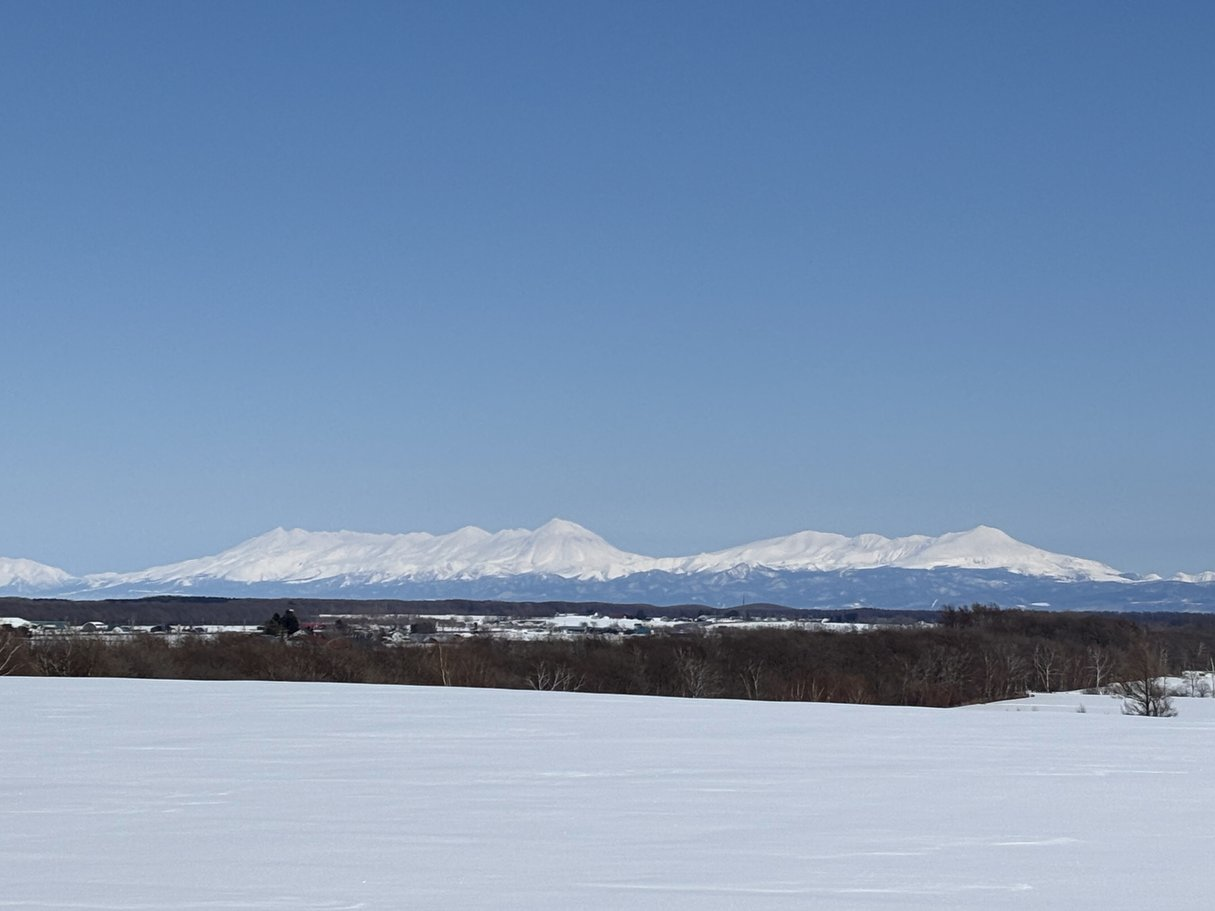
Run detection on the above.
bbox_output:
[2,519,1212,610]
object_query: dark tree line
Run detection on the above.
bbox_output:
[2,605,1211,708]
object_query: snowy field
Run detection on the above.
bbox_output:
[3,679,1213,910]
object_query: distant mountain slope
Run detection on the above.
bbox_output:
[80,519,657,592]
[657,525,1126,581]
[1,520,1211,610]
[0,558,77,595]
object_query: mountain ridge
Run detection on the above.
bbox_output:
[3,519,1203,603]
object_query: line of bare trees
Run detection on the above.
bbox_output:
[2,605,1210,709]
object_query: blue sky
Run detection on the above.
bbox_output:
[2,1,1212,575]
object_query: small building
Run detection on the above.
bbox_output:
[29,620,70,632]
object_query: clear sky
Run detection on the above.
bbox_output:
[2,1,1212,576]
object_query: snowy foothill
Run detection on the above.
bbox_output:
[4,678,1213,910]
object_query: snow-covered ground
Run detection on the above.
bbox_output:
[3,678,1212,910]
[968,686,1215,716]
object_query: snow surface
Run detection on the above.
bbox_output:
[3,519,1141,597]
[3,677,1212,910]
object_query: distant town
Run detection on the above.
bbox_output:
[0,608,879,643]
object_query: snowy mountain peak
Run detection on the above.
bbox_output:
[0,557,77,592]
[900,526,1124,580]
[956,524,1014,542]
[454,518,650,581]
[533,517,596,537]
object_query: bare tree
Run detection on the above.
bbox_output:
[434,646,454,686]
[527,662,583,692]
[1032,644,1059,692]
[1116,639,1177,718]
[785,675,826,702]
[1086,644,1114,693]
[0,629,26,676]
[1181,669,1210,698]
[739,659,765,700]
[674,648,719,698]
[30,635,104,677]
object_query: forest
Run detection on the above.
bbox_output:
[4,604,1215,708]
